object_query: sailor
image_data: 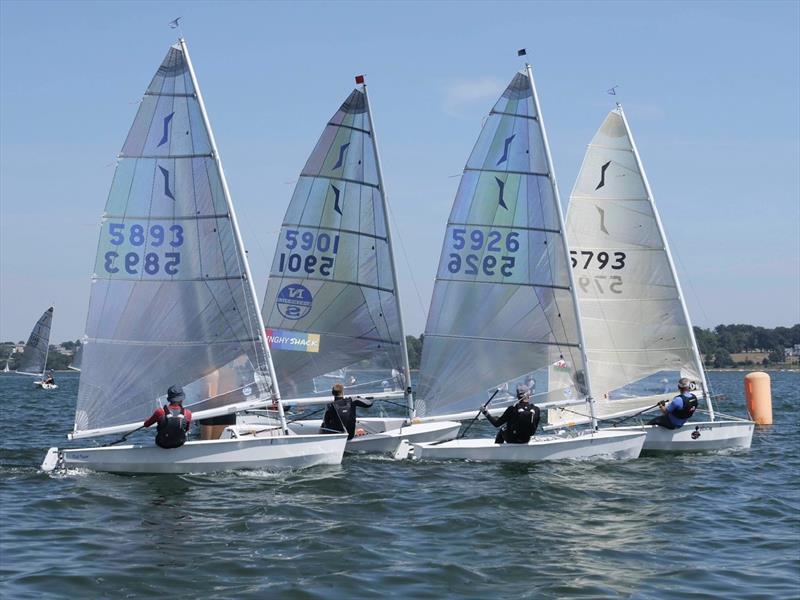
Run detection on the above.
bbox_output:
[648,377,699,430]
[320,383,373,440]
[43,370,55,386]
[144,385,193,448]
[481,384,540,444]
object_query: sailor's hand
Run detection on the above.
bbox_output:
[480,406,488,415]
[658,400,667,407]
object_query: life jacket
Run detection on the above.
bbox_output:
[503,403,539,444]
[672,393,698,420]
[321,397,356,439]
[155,404,188,449]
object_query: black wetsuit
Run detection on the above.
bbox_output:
[485,401,540,444]
[320,397,374,440]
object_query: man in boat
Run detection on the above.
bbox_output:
[43,370,55,386]
[648,377,698,429]
[481,383,540,444]
[143,385,193,448]
[320,383,373,440]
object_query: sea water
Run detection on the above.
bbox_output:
[1,371,797,598]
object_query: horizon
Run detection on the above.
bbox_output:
[1,1,798,342]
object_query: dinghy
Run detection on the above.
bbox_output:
[548,105,753,452]
[68,344,82,372]
[41,39,346,474]
[237,77,460,453]
[411,60,645,462]
[17,307,58,389]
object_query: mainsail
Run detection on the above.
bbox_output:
[550,106,707,426]
[16,307,53,376]
[261,83,410,401]
[416,69,587,417]
[74,41,275,437]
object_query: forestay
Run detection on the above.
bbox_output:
[550,107,704,426]
[16,307,53,376]
[261,87,406,399]
[74,42,273,435]
[416,71,587,417]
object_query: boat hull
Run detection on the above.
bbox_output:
[615,419,754,453]
[34,381,58,390]
[239,415,461,455]
[412,429,645,462]
[41,433,347,474]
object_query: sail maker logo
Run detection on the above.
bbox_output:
[266,329,320,353]
[276,284,313,320]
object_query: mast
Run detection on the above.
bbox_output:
[361,79,416,419]
[524,61,598,431]
[616,104,715,421]
[179,38,289,433]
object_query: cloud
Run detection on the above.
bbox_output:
[442,77,506,117]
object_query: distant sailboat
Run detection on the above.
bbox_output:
[411,63,645,462]
[42,39,346,474]
[16,307,58,389]
[68,345,82,372]
[2,348,12,373]
[550,105,753,452]
[239,77,460,453]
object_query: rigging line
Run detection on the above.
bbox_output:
[383,189,427,316]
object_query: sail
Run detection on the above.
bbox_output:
[74,42,272,434]
[416,71,587,417]
[261,87,406,399]
[69,345,82,372]
[16,307,53,376]
[550,108,703,426]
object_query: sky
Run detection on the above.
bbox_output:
[1,0,798,343]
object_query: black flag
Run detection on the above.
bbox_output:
[517,48,527,56]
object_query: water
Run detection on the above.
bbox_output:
[1,372,798,599]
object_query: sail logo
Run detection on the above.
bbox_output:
[276,284,313,320]
[266,329,320,353]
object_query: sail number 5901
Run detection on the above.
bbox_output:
[277,229,340,277]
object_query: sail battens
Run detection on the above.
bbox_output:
[448,222,560,234]
[118,153,214,159]
[433,277,570,291]
[89,336,260,347]
[144,91,196,98]
[281,223,388,242]
[425,332,580,348]
[102,213,230,221]
[464,167,548,177]
[327,122,371,135]
[272,274,394,294]
[91,275,245,283]
[490,110,538,121]
[298,173,380,189]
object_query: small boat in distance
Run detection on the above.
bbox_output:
[16,307,58,390]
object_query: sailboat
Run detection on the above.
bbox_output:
[16,307,58,389]
[68,345,82,372]
[41,39,347,474]
[236,77,460,453]
[548,105,754,452]
[410,61,645,462]
[2,348,12,373]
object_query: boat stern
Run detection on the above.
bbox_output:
[41,447,61,472]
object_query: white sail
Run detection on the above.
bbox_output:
[261,85,409,401]
[416,70,588,418]
[68,345,82,372]
[16,307,53,376]
[551,107,706,427]
[74,42,275,437]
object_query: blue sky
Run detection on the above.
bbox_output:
[1,0,798,342]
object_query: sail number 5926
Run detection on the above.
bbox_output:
[447,228,519,277]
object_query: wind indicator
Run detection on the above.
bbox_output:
[606,85,619,96]
[355,74,365,85]
[168,16,184,38]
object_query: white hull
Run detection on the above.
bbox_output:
[615,419,754,453]
[41,432,347,474]
[412,429,645,462]
[238,415,461,455]
[34,381,58,390]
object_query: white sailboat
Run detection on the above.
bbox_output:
[411,61,645,462]
[236,77,460,453]
[3,348,13,373]
[68,344,82,372]
[16,307,58,389]
[547,105,753,452]
[41,39,346,474]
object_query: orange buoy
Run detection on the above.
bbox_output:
[744,371,772,425]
